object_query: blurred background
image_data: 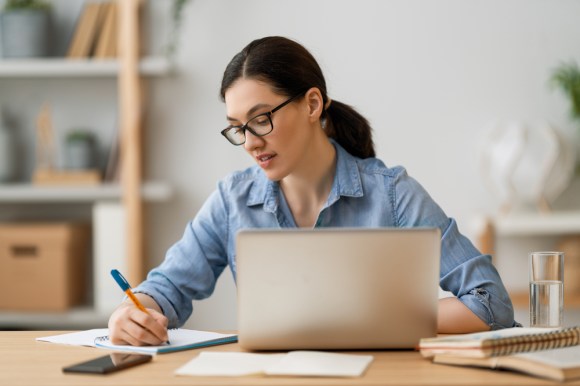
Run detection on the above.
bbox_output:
[0,0,579,330]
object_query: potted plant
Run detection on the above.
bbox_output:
[552,61,580,122]
[166,0,191,60]
[64,129,97,171]
[0,0,52,58]
[551,60,580,173]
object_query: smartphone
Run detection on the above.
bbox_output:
[62,353,153,374]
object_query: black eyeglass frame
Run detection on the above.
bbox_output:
[221,92,304,146]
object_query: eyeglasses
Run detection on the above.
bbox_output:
[221,93,304,146]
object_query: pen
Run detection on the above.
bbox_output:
[110,269,170,344]
[110,269,149,313]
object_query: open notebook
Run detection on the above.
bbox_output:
[175,351,374,377]
[37,329,237,354]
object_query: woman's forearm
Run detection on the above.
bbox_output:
[437,297,490,334]
[122,293,162,314]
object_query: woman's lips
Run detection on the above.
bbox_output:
[256,153,276,168]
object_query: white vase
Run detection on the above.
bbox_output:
[0,8,51,58]
[480,122,576,212]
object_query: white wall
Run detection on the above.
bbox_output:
[140,0,580,330]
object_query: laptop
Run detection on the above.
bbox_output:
[235,227,441,350]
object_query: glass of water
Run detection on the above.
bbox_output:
[529,251,564,328]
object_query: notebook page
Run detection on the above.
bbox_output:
[94,329,237,354]
[265,351,374,377]
[175,351,374,377]
[516,345,580,368]
[36,329,108,347]
[176,352,285,376]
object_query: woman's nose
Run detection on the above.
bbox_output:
[244,129,265,151]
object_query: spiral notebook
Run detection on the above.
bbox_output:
[432,346,580,382]
[419,326,580,358]
[36,329,237,355]
[94,329,238,354]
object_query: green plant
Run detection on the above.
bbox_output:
[3,0,51,10]
[551,60,580,123]
[66,130,95,143]
[165,0,191,59]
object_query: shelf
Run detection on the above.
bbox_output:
[0,181,173,203]
[510,291,580,309]
[0,57,172,77]
[0,306,109,329]
[490,211,580,236]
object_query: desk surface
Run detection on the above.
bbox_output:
[0,331,577,386]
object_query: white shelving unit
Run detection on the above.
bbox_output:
[0,182,172,203]
[0,57,171,77]
[0,1,172,329]
[0,182,174,329]
[492,211,580,236]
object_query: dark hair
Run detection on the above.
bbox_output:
[220,36,375,159]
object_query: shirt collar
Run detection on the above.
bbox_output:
[246,139,364,212]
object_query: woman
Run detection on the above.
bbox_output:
[108,36,518,346]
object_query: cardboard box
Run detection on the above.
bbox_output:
[0,222,90,311]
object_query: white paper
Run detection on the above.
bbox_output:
[265,351,373,377]
[176,352,286,376]
[175,350,373,378]
[36,329,108,347]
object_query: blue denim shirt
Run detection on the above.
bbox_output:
[135,140,517,330]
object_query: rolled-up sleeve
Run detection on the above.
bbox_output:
[438,219,517,329]
[394,169,517,329]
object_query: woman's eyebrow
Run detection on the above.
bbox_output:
[226,103,272,122]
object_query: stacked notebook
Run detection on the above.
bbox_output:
[419,326,580,382]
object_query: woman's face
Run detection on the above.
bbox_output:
[224,78,314,181]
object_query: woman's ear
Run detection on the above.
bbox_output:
[304,87,324,122]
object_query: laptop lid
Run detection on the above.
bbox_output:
[236,227,440,350]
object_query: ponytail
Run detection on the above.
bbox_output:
[221,36,376,159]
[324,100,375,159]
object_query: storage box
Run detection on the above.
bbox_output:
[0,222,90,311]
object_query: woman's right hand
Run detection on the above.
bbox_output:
[108,298,169,346]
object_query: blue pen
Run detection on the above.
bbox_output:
[111,269,150,313]
[111,269,170,344]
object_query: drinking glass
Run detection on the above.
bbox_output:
[529,251,564,328]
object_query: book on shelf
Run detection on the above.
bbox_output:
[68,1,118,59]
[433,346,580,382]
[67,2,104,58]
[419,326,580,358]
[94,1,118,59]
[103,126,120,182]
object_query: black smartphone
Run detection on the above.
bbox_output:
[62,353,153,374]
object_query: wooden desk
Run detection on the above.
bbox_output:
[0,331,577,386]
